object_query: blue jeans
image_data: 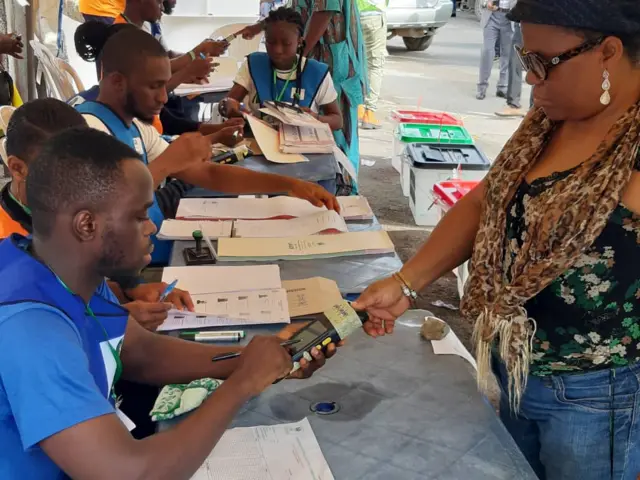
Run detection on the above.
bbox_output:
[493,356,640,480]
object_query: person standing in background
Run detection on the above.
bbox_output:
[477,0,516,100]
[79,0,122,24]
[357,0,387,130]
[495,19,525,117]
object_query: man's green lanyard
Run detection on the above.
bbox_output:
[56,276,123,406]
[8,190,31,216]
[273,61,298,102]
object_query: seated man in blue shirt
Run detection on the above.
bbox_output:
[0,127,335,478]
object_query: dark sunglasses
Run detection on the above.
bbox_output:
[514,37,604,81]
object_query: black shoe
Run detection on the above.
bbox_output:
[496,91,507,99]
[476,92,486,100]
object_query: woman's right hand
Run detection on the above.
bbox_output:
[351,277,411,338]
[220,98,244,118]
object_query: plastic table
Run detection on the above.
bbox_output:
[161,313,537,480]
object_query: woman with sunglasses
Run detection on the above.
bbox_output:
[354,0,640,478]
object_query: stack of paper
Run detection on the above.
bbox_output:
[245,115,307,164]
[173,58,238,97]
[191,419,334,480]
[260,101,320,127]
[218,230,395,261]
[233,210,348,238]
[278,123,335,154]
[157,219,233,241]
[157,265,290,331]
[176,196,374,221]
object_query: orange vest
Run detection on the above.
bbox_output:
[113,14,164,135]
[0,205,28,239]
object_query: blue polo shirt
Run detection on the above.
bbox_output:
[0,235,128,478]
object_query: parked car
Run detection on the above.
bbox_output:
[386,0,454,51]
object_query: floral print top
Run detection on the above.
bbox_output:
[505,157,640,376]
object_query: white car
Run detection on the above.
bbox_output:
[386,0,454,51]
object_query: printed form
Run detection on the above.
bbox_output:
[191,419,334,480]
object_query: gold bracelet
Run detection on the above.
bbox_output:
[395,270,415,292]
[392,273,418,306]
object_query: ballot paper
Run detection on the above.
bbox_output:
[278,123,335,154]
[191,418,334,480]
[233,210,348,238]
[259,101,321,127]
[157,219,233,241]
[161,265,282,295]
[176,196,374,221]
[173,58,238,96]
[283,277,344,317]
[157,288,290,331]
[245,114,307,164]
[218,230,395,261]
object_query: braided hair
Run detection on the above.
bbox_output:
[264,7,307,106]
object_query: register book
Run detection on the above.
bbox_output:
[217,230,395,261]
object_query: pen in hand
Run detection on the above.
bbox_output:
[159,279,178,302]
[211,339,301,362]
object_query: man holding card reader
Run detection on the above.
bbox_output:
[0,128,339,479]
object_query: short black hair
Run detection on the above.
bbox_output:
[74,21,138,63]
[27,127,142,238]
[100,28,168,76]
[6,98,86,163]
[577,29,640,65]
[265,7,305,36]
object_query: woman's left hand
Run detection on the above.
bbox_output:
[196,39,228,57]
[288,179,341,212]
[277,323,343,379]
[300,106,319,120]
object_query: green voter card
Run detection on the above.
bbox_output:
[325,300,363,340]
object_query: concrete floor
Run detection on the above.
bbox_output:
[358,12,528,355]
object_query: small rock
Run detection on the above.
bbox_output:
[420,317,451,341]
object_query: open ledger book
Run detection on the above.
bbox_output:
[157,265,290,331]
[233,210,348,237]
[176,196,374,221]
[218,230,395,261]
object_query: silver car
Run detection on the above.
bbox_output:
[386,0,454,51]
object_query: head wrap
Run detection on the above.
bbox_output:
[508,0,640,36]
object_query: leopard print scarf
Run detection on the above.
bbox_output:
[460,102,640,411]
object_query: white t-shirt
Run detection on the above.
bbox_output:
[82,114,169,162]
[233,56,338,116]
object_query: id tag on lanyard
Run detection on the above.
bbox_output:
[291,88,305,101]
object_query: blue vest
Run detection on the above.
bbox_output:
[73,101,171,265]
[0,235,128,401]
[247,52,329,108]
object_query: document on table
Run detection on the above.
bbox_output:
[176,196,374,221]
[283,277,344,317]
[173,58,237,96]
[259,101,322,127]
[245,114,307,164]
[157,219,233,240]
[218,231,395,261]
[157,288,290,331]
[233,211,348,238]
[161,265,282,295]
[191,418,334,480]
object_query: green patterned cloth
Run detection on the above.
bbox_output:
[150,378,223,421]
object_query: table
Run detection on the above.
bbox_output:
[186,151,341,198]
[161,313,537,480]
[169,216,403,295]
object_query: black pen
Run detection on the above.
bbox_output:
[211,339,301,362]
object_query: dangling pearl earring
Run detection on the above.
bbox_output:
[600,69,611,105]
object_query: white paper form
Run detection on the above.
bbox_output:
[233,211,348,238]
[173,58,237,96]
[157,288,290,331]
[176,196,373,221]
[191,418,334,480]
[157,219,233,240]
[161,265,282,295]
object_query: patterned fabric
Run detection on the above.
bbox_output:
[291,0,367,189]
[508,0,640,37]
[460,103,640,410]
[506,157,640,376]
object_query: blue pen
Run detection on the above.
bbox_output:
[199,52,206,60]
[159,279,178,301]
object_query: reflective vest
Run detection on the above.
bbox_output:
[73,101,171,265]
[248,52,329,109]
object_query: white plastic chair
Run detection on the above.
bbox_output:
[56,58,85,94]
[0,106,16,134]
[30,39,81,101]
[0,138,8,168]
[209,23,262,61]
